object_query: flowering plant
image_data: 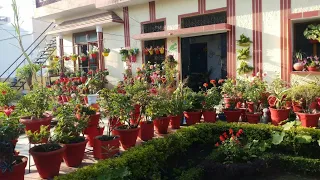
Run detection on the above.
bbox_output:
[306,55,319,67]
[0,107,23,141]
[203,80,221,111]
[182,87,205,112]
[243,75,268,112]
[0,83,17,107]
[268,77,289,109]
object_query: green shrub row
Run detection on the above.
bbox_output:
[55,122,320,180]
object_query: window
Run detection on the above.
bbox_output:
[144,39,166,64]
[75,32,97,44]
[181,12,227,29]
[142,21,165,34]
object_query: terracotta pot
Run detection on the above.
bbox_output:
[0,156,27,180]
[170,115,182,129]
[84,127,104,147]
[93,136,120,159]
[114,127,140,150]
[293,62,304,71]
[247,102,255,113]
[202,110,216,123]
[80,77,87,83]
[154,117,170,134]
[62,139,88,167]
[308,66,318,71]
[296,112,320,128]
[269,108,290,126]
[223,109,242,123]
[29,145,65,179]
[139,121,154,141]
[183,111,202,126]
[19,115,52,134]
[246,113,262,124]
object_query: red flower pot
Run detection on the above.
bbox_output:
[93,136,120,159]
[130,55,137,62]
[184,111,202,126]
[114,127,140,150]
[223,109,242,123]
[170,115,182,129]
[0,156,27,180]
[239,108,247,122]
[246,113,262,124]
[84,127,104,147]
[29,145,66,179]
[247,102,255,113]
[81,57,87,61]
[296,112,320,128]
[154,117,170,134]
[308,66,318,71]
[91,53,97,59]
[62,139,88,167]
[224,97,233,109]
[139,121,154,141]
[19,115,52,133]
[88,113,100,127]
[202,110,216,123]
[269,108,290,126]
[80,77,87,84]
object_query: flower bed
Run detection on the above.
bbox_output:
[55,122,320,180]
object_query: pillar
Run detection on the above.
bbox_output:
[58,34,64,73]
[96,25,104,71]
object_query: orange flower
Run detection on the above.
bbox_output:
[203,83,208,87]
[229,128,233,135]
[210,79,216,84]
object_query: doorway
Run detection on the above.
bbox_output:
[181,33,227,91]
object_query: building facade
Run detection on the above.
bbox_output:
[34,0,320,86]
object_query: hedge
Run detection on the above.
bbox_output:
[55,122,320,180]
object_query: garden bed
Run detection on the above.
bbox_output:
[55,122,320,180]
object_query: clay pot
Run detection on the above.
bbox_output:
[170,115,182,129]
[139,121,154,141]
[223,109,242,123]
[293,62,304,71]
[114,127,140,150]
[183,111,202,126]
[93,136,120,159]
[0,156,27,180]
[308,66,318,71]
[246,113,262,124]
[269,108,290,126]
[296,112,320,128]
[202,110,217,123]
[29,145,65,179]
[154,117,170,134]
[62,139,88,167]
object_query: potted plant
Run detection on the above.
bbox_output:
[169,85,184,129]
[236,34,252,46]
[159,46,165,54]
[237,61,254,75]
[237,47,251,60]
[182,87,205,126]
[120,48,129,61]
[18,86,52,142]
[293,51,306,71]
[154,47,160,55]
[0,82,18,107]
[289,83,320,127]
[128,48,139,63]
[70,53,78,61]
[80,53,87,61]
[144,48,149,55]
[64,55,70,61]
[26,125,50,144]
[53,55,60,61]
[146,92,170,134]
[306,55,319,71]
[88,46,99,59]
[202,80,221,123]
[16,63,40,90]
[85,69,109,104]
[53,103,89,167]
[103,48,110,57]
[303,24,320,43]
[268,77,290,126]
[148,47,154,55]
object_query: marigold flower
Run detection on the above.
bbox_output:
[215,142,219,147]
[203,83,208,87]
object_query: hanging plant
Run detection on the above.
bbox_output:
[148,47,154,55]
[154,47,160,55]
[52,55,60,61]
[128,48,139,63]
[103,48,110,57]
[237,47,251,60]
[88,46,99,59]
[70,53,78,61]
[80,53,87,61]
[159,46,165,54]
[303,24,320,43]
[64,56,70,61]
[237,34,252,46]
[120,48,129,62]
[237,61,254,75]
[144,48,149,55]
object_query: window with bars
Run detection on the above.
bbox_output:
[181,12,227,29]
[142,21,165,34]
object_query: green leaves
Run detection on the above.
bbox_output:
[272,131,285,145]
[296,134,312,144]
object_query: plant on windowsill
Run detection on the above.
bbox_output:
[159,46,165,54]
[236,34,252,46]
[148,46,154,55]
[52,55,60,61]
[103,48,110,57]
[306,55,319,71]
[128,48,139,63]
[293,51,306,71]
[80,53,87,61]
[202,80,221,123]
[63,55,70,61]
[88,46,99,59]
[120,48,129,61]
[237,61,254,75]
[237,47,251,60]
[303,24,320,43]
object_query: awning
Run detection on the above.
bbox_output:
[47,12,123,35]
[133,23,231,40]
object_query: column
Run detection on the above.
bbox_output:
[58,34,64,73]
[96,25,104,71]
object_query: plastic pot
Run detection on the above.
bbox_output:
[87,94,98,105]
[223,109,242,123]
[170,115,182,129]
[202,110,217,123]
[62,139,88,167]
[154,117,170,134]
[114,127,140,150]
[246,113,262,124]
[296,112,320,128]
[84,127,104,147]
[93,136,120,159]
[139,121,154,141]
[183,111,202,126]
[0,156,27,180]
[269,108,290,126]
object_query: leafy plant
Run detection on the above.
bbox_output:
[203,81,221,111]
[237,34,252,46]
[243,76,268,112]
[0,83,18,106]
[120,49,129,61]
[75,104,97,116]
[16,63,40,89]
[88,46,99,55]
[306,55,319,67]
[96,167,130,180]
[289,83,320,113]
[237,61,254,75]
[0,108,24,141]
[103,48,110,53]
[26,125,50,144]
[303,24,320,41]
[267,77,289,109]
[146,94,170,119]
[162,55,178,88]
[237,47,251,60]
[182,88,205,112]
[0,141,16,173]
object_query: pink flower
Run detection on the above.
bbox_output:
[4,108,13,117]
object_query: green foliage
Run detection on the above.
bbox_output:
[182,88,205,111]
[119,49,129,61]
[162,55,178,88]
[0,82,18,106]
[237,47,251,60]
[103,48,111,53]
[203,86,221,110]
[289,83,320,113]
[96,167,130,180]
[268,77,290,109]
[237,61,254,75]
[0,111,24,141]
[177,167,204,180]
[169,82,185,116]
[146,94,170,119]
[237,34,252,46]
[16,63,40,80]
[26,125,50,144]
[303,24,320,41]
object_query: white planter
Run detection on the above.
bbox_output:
[87,94,98,105]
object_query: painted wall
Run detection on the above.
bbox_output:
[291,0,320,14]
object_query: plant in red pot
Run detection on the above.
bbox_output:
[168,91,184,129]
[202,80,221,123]
[88,46,99,59]
[182,86,205,126]
[306,55,319,71]
[0,82,18,107]
[17,86,52,143]
[268,77,291,126]
[52,103,89,167]
[289,83,320,128]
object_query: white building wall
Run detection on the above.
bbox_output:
[205,0,226,10]
[291,0,320,13]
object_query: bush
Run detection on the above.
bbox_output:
[55,122,320,180]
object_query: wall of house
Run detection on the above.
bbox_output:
[291,0,320,13]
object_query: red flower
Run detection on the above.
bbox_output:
[149,87,158,95]
[223,132,228,138]
[218,79,224,84]
[2,91,6,95]
[236,129,243,137]
[215,142,219,147]
[4,108,13,117]
[203,83,208,88]
[219,135,225,142]
[210,80,216,85]
[229,128,233,135]
[268,96,277,107]
[9,105,15,110]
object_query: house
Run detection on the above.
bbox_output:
[33,0,320,87]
